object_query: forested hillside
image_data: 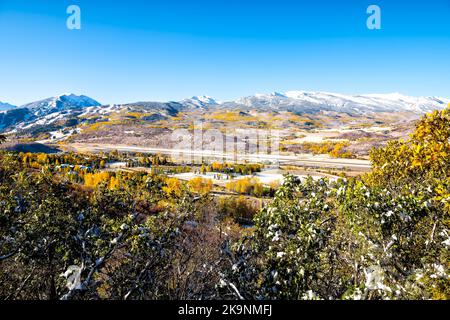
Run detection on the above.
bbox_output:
[1,107,449,300]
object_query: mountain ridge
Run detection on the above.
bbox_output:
[0,101,16,111]
[20,94,101,117]
[227,91,450,114]
[1,91,449,134]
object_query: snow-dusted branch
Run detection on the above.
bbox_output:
[0,249,18,262]
[222,279,244,300]
[60,233,125,300]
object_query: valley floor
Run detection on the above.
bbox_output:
[62,142,371,171]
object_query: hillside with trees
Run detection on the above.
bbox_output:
[0,107,449,300]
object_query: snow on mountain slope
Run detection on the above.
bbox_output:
[79,104,125,116]
[0,94,101,132]
[79,101,184,118]
[20,94,101,117]
[230,91,450,114]
[0,108,33,131]
[2,91,449,134]
[181,95,219,109]
[0,101,16,111]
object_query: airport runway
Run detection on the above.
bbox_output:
[66,143,371,171]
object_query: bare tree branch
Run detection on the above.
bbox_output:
[0,249,18,262]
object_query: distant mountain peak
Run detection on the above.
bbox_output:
[57,92,75,97]
[190,95,218,104]
[0,101,16,111]
[270,92,287,97]
[181,95,219,108]
[20,94,101,117]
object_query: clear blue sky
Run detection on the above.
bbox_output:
[1,0,449,105]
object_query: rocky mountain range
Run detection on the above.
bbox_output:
[1,91,449,134]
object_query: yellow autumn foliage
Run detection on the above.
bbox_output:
[187,177,213,195]
[85,172,111,188]
[226,177,263,197]
[162,177,183,197]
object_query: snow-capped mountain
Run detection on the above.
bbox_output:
[0,94,101,132]
[181,95,219,109]
[1,90,449,134]
[227,91,450,114]
[20,94,101,117]
[0,101,16,111]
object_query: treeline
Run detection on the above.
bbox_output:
[124,153,171,168]
[200,162,263,175]
[301,141,355,158]
[225,177,279,197]
[20,152,106,169]
[283,141,355,158]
